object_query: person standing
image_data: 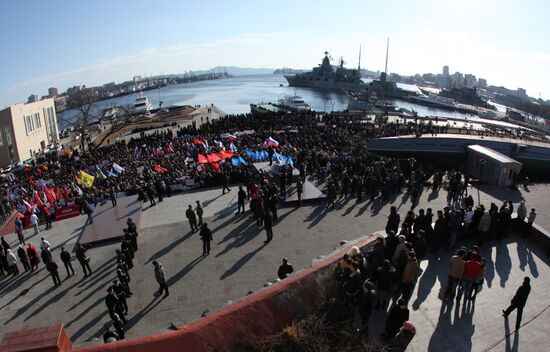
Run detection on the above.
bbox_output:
[386,206,401,235]
[75,244,92,277]
[236,186,246,214]
[112,313,125,340]
[277,258,294,279]
[222,172,231,194]
[524,208,537,238]
[153,261,169,298]
[146,185,156,206]
[502,277,531,330]
[30,212,39,235]
[263,211,273,244]
[199,223,213,256]
[359,281,376,332]
[40,237,51,251]
[15,217,25,245]
[82,200,94,224]
[109,187,117,207]
[381,299,410,341]
[456,254,484,303]
[17,245,31,272]
[46,260,61,287]
[27,243,39,271]
[296,178,303,206]
[42,206,52,230]
[1,236,10,254]
[186,205,198,233]
[399,252,419,303]
[6,249,19,276]
[443,249,465,300]
[195,200,204,226]
[60,247,75,277]
[112,280,128,315]
[105,287,126,323]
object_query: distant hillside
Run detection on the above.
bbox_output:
[207,66,275,76]
[273,68,306,74]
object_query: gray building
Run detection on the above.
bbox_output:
[466,144,522,186]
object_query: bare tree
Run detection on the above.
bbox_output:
[67,89,100,154]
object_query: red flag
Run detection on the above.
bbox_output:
[44,186,56,205]
[56,187,64,200]
[219,150,234,159]
[37,168,43,175]
[41,165,48,171]
[34,193,44,208]
[28,177,37,186]
[154,164,168,173]
[207,153,221,163]
[212,162,221,170]
[197,154,208,164]
[193,138,202,145]
[23,166,31,172]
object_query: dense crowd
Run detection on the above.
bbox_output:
[0,109,540,348]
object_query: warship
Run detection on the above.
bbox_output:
[285,51,365,92]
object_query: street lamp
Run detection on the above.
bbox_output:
[323,99,329,113]
[477,158,487,205]
[330,101,335,112]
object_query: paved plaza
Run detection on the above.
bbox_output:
[0,183,549,351]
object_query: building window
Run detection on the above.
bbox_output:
[4,127,13,145]
[33,113,41,129]
[25,115,33,134]
[47,107,57,137]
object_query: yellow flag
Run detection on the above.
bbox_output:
[79,170,95,188]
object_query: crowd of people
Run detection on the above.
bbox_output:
[324,187,536,350]
[0,109,541,349]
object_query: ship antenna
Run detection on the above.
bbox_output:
[358,45,361,71]
[384,38,389,76]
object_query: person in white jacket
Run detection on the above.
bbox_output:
[6,249,19,276]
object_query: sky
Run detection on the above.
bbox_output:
[1,0,549,107]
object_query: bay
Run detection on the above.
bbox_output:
[58,74,475,128]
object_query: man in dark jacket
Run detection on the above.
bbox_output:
[105,287,127,323]
[237,186,247,214]
[386,206,401,235]
[277,258,294,279]
[359,281,376,331]
[263,211,273,243]
[186,205,198,232]
[75,244,92,277]
[17,245,31,272]
[60,247,75,277]
[46,260,61,287]
[502,277,531,330]
[199,223,213,256]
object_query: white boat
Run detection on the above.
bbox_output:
[410,94,458,110]
[277,94,311,111]
[132,92,153,114]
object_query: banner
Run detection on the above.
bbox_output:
[55,204,81,221]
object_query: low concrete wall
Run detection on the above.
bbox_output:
[73,235,377,352]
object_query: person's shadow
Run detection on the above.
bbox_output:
[504,318,520,352]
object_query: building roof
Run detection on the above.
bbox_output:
[467,144,522,165]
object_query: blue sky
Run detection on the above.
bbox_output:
[1,0,549,107]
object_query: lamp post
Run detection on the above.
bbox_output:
[478,158,487,205]
[330,101,335,113]
[323,99,328,113]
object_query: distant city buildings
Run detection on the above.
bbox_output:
[0,98,59,167]
[27,94,38,103]
[442,65,449,77]
[48,87,58,97]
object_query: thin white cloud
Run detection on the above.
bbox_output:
[6,32,299,93]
